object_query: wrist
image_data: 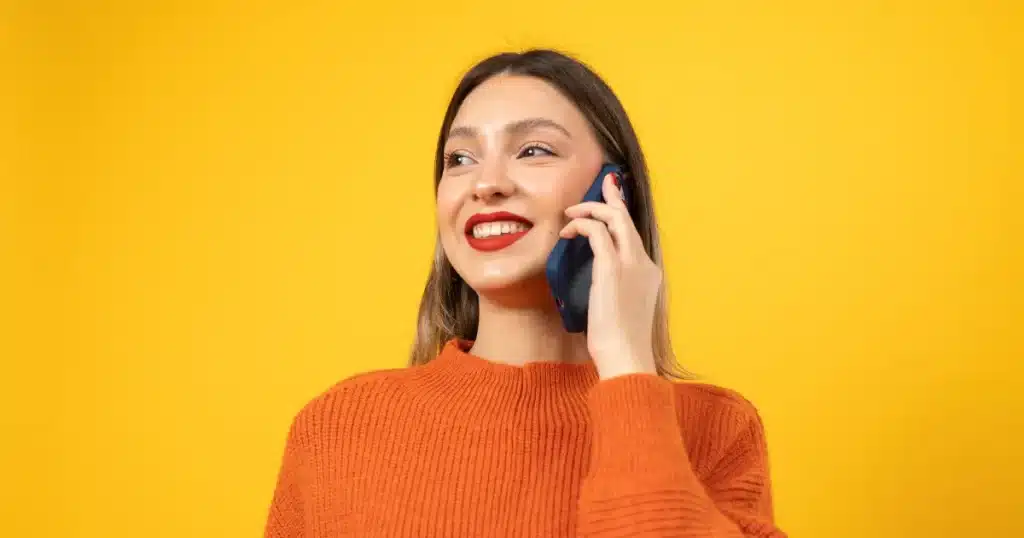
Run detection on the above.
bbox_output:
[597,354,658,380]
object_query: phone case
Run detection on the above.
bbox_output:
[545,163,630,333]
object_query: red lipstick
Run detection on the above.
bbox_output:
[464,211,533,252]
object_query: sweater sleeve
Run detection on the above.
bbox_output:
[578,374,786,537]
[264,411,311,538]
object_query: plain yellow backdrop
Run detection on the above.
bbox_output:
[3,0,1022,536]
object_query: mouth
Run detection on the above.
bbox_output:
[464,211,534,252]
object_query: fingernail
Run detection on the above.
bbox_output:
[609,172,620,186]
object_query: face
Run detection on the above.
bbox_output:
[436,74,606,298]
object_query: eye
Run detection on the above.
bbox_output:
[444,151,476,169]
[518,145,557,159]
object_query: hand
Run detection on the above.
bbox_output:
[560,171,662,380]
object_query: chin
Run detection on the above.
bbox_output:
[466,263,540,291]
[444,228,559,303]
[460,260,552,304]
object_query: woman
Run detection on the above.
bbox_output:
[265,49,786,538]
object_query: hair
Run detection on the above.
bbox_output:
[408,49,693,380]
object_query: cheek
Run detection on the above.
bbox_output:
[435,181,461,228]
[435,185,461,263]
[520,166,597,218]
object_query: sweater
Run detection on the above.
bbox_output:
[264,339,786,537]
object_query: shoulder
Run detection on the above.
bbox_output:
[670,380,770,450]
[673,381,763,420]
[284,366,419,443]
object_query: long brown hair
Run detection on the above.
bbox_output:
[409,49,692,380]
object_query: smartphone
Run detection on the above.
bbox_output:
[545,163,630,333]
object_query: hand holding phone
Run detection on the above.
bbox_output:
[546,164,662,378]
[545,164,630,333]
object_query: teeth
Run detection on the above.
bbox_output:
[472,221,530,239]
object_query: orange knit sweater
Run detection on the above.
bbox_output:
[264,339,786,537]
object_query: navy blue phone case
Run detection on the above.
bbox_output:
[545,163,630,333]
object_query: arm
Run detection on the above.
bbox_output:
[577,374,786,538]
[264,412,311,538]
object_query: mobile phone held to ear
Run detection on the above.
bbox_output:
[545,163,630,333]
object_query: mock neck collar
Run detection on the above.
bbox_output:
[411,340,600,421]
[437,339,598,386]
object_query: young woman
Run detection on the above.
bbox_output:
[264,49,786,538]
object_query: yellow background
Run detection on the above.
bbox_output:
[4,1,1021,536]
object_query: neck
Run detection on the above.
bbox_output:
[470,278,591,367]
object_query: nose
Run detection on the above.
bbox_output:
[471,161,515,203]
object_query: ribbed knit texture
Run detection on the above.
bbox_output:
[264,339,786,537]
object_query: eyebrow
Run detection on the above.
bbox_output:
[447,117,573,142]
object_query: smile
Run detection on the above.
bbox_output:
[470,221,530,238]
[464,212,534,252]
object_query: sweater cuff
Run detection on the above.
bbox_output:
[585,374,694,487]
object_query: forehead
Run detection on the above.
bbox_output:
[451,74,589,131]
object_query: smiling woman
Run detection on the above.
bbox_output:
[263,49,787,538]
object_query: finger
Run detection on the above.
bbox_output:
[601,171,628,210]
[564,201,630,245]
[559,217,618,264]
[565,201,644,261]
